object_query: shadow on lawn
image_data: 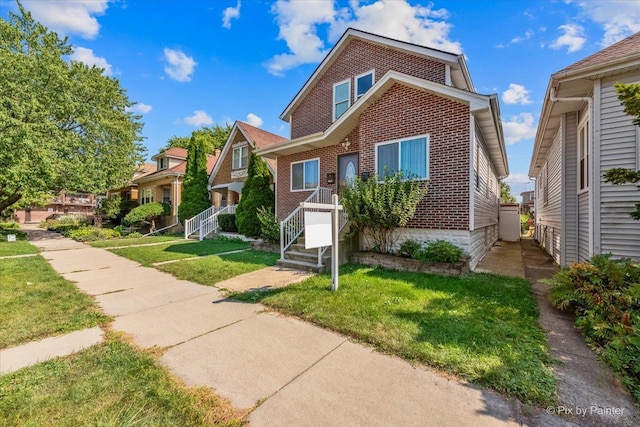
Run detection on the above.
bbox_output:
[159,240,250,257]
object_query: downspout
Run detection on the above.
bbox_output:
[549,87,594,258]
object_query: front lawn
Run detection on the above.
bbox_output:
[0,231,39,257]
[0,256,110,348]
[0,334,245,426]
[89,235,184,248]
[158,250,279,286]
[233,264,556,405]
[108,236,251,266]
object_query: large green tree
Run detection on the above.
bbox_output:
[0,4,145,214]
[235,153,274,237]
[166,124,231,155]
[603,82,640,220]
[500,182,516,203]
[178,135,211,223]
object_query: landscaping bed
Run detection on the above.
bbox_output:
[232,264,556,405]
[350,251,469,276]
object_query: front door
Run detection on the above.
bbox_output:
[338,153,359,191]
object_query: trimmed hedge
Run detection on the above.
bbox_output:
[218,214,237,232]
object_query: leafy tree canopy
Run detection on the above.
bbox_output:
[178,135,211,224]
[235,153,274,238]
[124,202,170,231]
[165,124,231,155]
[0,4,145,214]
[500,182,516,203]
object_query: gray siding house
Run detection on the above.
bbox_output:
[529,31,640,265]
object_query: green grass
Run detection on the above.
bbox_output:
[89,235,184,248]
[108,237,252,266]
[0,256,110,349]
[232,264,556,406]
[158,250,279,287]
[0,334,245,426]
[0,231,39,257]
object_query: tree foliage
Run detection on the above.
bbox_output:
[0,5,145,214]
[124,202,170,231]
[341,173,428,254]
[500,182,516,203]
[178,136,211,224]
[235,153,274,237]
[166,124,231,155]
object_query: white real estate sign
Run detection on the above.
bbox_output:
[303,211,332,249]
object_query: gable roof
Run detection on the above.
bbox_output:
[152,147,188,160]
[279,28,473,122]
[134,151,219,184]
[258,70,508,178]
[207,121,287,185]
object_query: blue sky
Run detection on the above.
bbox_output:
[3,0,640,199]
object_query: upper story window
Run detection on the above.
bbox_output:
[158,157,167,170]
[291,158,319,191]
[578,118,589,191]
[376,135,429,180]
[333,79,350,121]
[355,70,374,99]
[233,145,248,170]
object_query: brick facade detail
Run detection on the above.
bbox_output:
[277,84,470,231]
[290,39,447,139]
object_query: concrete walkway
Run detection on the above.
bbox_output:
[15,232,538,426]
[477,238,639,427]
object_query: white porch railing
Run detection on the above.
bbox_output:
[184,205,217,239]
[199,205,236,241]
[280,187,333,261]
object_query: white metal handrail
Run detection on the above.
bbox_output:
[279,187,333,260]
[184,205,216,239]
[199,205,236,240]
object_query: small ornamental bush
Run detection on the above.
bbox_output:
[546,254,640,402]
[398,239,420,258]
[236,154,274,238]
[66,226,121,241]
[125,231,143,239]
[0,221,19,230]
[414,240,463,263]
[257,206,280,244]
[41,215,90,233]
[124,202,170,231]
[217,214,237,232]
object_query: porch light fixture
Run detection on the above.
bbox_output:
[341,137,351,150]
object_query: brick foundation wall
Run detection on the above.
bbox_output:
[291,39,446,139]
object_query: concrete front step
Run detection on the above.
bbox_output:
[284,250,330,265]
[277,258,326,273]
[290,243,332,256]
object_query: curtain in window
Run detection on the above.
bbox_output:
[304,159,319,188]
[377,143,398,176]
[401,137,427,178]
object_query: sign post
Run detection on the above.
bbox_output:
[301,194,343,291]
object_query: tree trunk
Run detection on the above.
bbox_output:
[0,192,23,214]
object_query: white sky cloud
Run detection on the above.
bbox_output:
[222,1,241,29]
[266,0,462,76]
[128,103,152,114]
[503,113,537,145]
[21,0,109,39]
[70,47,112,76]
[576,0,640,47]
[184,110,213,126]
[503,173,533,184]
[246,113,263,127]
[502,83,532,105]
[550,24,586,53]
[163,48,197,82]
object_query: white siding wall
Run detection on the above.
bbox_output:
[578,192,590,260]
[536,125,563,264]
[599,74,640,261]
[470,224,498,269]
[563,113,579,263]
[473,134,500,229]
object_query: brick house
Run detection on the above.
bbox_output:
[14,191,97,224]
[107,163,157,203]
[208,121,286,209]
[257,29,508,269]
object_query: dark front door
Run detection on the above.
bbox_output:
[338,153,359,190]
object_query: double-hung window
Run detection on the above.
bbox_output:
[291,158,319,191]
[333,80,350,121]
[141,188,153,205]
[578,119,589,191]
[376,135,429,179]
[355,70,374,99]
[233,145,248,170]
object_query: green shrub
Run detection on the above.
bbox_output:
[546,254,640,402]
[41,215,90,233]
[124,202,170,230]
[398,239,420,258]
[414,240,463,263]
[125,232,143,238]
[0,221,19,230]
[178,136,211,224]
[235,153,274,238]
[218,214,237,232]
[256,206,280,244]
[66,226,121,241]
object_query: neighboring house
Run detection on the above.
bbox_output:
[257,28,508,270]
[520,190,535,214]
[14,191,97,223]
[107,163,157,202]
[529,31,640,265]
[132,147,218,227]
[208,120,286,208]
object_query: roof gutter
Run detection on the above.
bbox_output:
[549,87,592,110]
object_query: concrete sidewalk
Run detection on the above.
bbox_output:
[29,234,556,426]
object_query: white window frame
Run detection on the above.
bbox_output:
[374,134,430,181]
[333,79,351,121]
[354,69,375,100]
[158,157,167,170]
[232,145,249,170]
[290,158,320,192]
[141,188,153,205]
[578,115,590,193]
